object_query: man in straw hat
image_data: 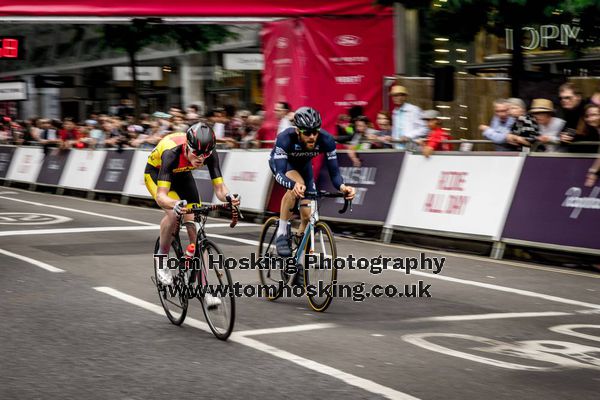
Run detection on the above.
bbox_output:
[529,98,565,152]
[389,85,427,149]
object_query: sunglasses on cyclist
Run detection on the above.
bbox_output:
[298,128,319,137]
[187,143,212,159]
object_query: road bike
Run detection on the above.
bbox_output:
[152,203,240,340]
[258,191,351,312]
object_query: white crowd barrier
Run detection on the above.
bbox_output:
[6,146,44,183]
[385,153,525,240]
[123,150,152,198]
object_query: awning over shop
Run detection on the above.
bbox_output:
[0,1,390,17]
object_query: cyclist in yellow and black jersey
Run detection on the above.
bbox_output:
[145,122,240,286]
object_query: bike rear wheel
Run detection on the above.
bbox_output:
[257,216,289,300]
[195,239,236,340]
[154,237,188,325]
[304,222,337,312]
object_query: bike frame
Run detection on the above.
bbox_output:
[294,200,317,266]
[293,198,332,268]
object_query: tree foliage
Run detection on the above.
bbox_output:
[101,19,236,55]
[379,0,599,94]
[99,19,237,117]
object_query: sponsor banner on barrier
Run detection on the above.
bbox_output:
[192,152,229,204]
[36,148,69,185]
[6,147,44,183]
[0,146,16,178]
[216,151,272,211]
[503,157,600,250]
[95,150,135,192]
[59,149,106,190]
[317,151,404,222]
[385,154,524,239]
[123,150,152,198]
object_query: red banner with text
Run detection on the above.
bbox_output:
[261,19,306,137]
[262,16,394,139]
[302,17,394,134]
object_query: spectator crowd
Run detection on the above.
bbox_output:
[1,82,598,159]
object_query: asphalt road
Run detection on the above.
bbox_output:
[1,187,599,400]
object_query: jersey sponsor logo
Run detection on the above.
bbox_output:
[173,166,195,173]
[334,35,362,47]
[327,150,337,160]
[274,146,288,160]
[289,151,319,157]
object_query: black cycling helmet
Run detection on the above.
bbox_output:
[186,122,216,155]
[293,107,322,131]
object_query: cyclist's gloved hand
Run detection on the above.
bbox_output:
[226,193,241,207]
[173,200,187,216]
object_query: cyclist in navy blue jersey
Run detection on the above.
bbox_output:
[269,107,356,256]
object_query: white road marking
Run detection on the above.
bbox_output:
[549,324,600,343]
[0,195,155,226]
[0,223,256,237]
[206,233,260,246]
[0,212,73,225]
[2,187,263,225]
[93,286,212,332]
[0,225,159,237]
[198,222,256,228]
[405,311,573,323]
[408,270,600,310]
[371,334,385,337]
[404,327,600,372]
[349,237,600,279]
[0,249,64,272]
[236,323,336,336]
[95,286,420,400]
[402,333,566,372]
[576,309,600,315]
[232,334,419,400]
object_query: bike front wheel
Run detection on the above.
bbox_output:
[303,222,337,312]
[257,216,288,300]
[154,237,188,325]
[195,239,236,340]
